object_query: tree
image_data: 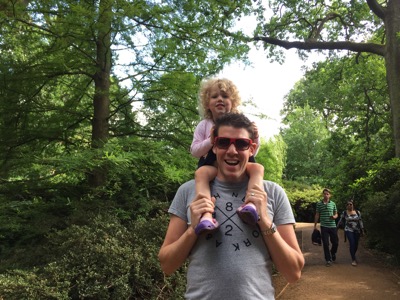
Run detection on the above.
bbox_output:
[280,105,330,184]
[256,135,286,184]
[246,0,400,157]
[282,55,393,194]
[0,0,259,187]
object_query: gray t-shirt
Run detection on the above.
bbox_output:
[168,178,295,300]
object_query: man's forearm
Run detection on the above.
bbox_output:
[159,225,197,275]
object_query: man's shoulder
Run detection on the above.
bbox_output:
[262,180,280,192]
[179,179,195,189]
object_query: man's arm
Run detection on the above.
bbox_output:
[247,186,305,284]
[331,208,338,220]
[158,216,197,275]
[314,211,320,228]
[158,193,216,275]
[261,223,304,283]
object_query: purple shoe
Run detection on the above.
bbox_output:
[237,203,259,225]
[195,218,219,236]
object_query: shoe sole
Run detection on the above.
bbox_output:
[237,205,259,225]
[195,219,219,235]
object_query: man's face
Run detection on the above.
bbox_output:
[323,190,331,200]
[212,126,255,182]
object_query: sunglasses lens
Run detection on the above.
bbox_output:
[216,138,231,149]
[215,137,251,150]
[235,139,250,150]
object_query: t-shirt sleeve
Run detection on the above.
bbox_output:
[265,181,295,226]
[168,180,195,224]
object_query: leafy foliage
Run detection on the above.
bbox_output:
[281,54,393,202]
[354,159,400,261]
[281,104,330,184]
[0,209,188,299]
[1,0,400,294]
[256,135,286,184]
[284,181,322,222]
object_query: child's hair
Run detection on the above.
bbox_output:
[198,78,242,119]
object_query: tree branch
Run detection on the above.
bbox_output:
[366,0,385,20]
[252,36,385,56]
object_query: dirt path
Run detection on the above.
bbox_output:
[273,223,400,299]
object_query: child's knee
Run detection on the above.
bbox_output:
[247,162,264,175]
[195,166,217,180]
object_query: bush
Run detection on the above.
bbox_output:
[0,206,188,299]
[44,214,136,299]
[0,269,68,299]
[353,158,400,263]
[362,183,400,262]
[131,211,187,299]
[283,181,322,222]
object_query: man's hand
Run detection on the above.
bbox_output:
[252,122,259,141]
[246,185,271,228]
[209,126,215,145]
[189,193,216,230]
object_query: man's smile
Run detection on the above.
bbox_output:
[225,159,239,166]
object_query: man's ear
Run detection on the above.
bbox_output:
[212,144,217,155]
[249,143,256,156]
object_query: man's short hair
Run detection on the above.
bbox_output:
[213,113,255,140]
[323,188,331,194]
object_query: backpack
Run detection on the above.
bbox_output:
[311,229,322,246]
[337,212,346,229]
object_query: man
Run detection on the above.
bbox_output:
[158,113,304,299]
[314,188,339,267]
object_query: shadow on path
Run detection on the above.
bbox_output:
[274,223,400,300]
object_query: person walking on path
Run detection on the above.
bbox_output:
[337,200,365,266]
[314,188,339,267]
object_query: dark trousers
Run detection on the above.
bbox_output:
[321,226,339,262]
[345,230,360,261]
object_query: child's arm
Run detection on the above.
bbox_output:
[190,119,214,158]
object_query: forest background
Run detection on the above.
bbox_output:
[1,0,400,299]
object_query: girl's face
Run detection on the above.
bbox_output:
[207,86,233,121]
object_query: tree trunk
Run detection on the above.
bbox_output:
[385,0,400,157]
[89,0,112,187]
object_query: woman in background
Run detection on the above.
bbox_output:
[338,200,365,266]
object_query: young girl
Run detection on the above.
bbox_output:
[190,78,265,235]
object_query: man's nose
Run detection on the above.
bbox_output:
[226,143,238,153]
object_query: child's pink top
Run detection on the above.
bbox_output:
[190,119,214,158]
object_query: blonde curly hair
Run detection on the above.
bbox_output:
[198,78,242,119]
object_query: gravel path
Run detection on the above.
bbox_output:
[273,223,400,299]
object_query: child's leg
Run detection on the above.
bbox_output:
[237,163,264,225]
[195,165,217,198]
[246,162,265,191]
[194,166,218,235]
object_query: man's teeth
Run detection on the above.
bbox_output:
[225,160,239,166]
